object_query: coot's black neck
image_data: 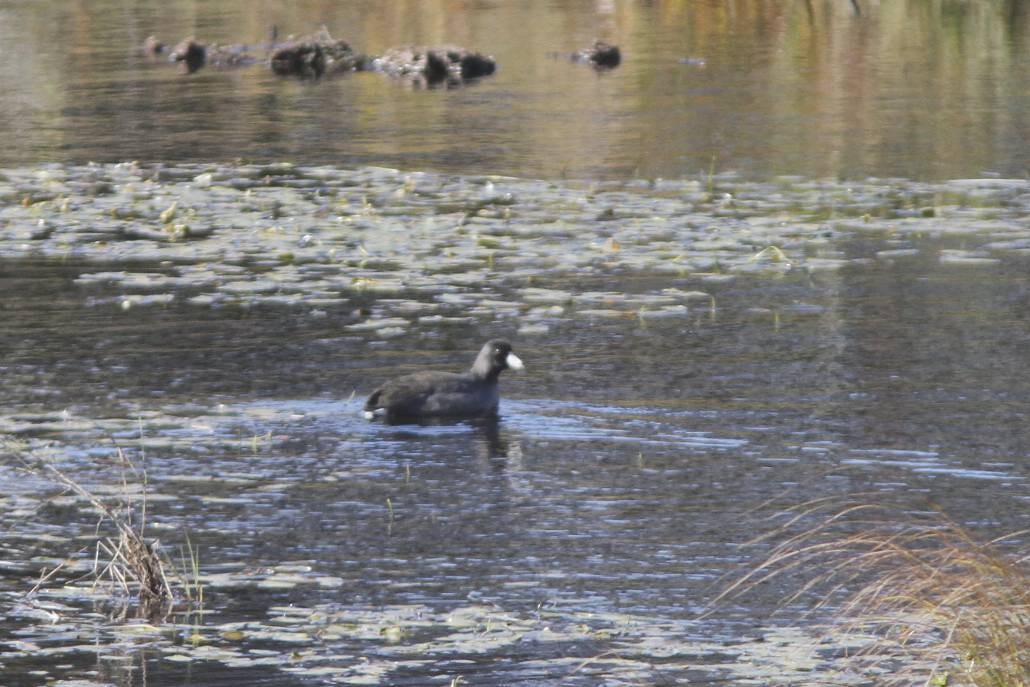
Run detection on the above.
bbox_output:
[470,355,502,381]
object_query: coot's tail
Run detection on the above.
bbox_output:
[363,389,383,419]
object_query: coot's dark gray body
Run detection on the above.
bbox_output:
[364,340,523,421]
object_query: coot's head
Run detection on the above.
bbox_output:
[471,339,524,379]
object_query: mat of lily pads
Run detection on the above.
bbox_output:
[2,163,1027,339]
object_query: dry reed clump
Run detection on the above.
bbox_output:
[715,497,1029,687]
[6,438,201,618]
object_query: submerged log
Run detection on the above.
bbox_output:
[153,30,493,85]
[168,38,256,74]
[571,41,621,69]
[373,45,496,87]
[270,41,325,77]
[169,38,206,73]
[269,28,371,77]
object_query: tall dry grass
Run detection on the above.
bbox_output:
[716,497,1029,686]
[5,436,201,618]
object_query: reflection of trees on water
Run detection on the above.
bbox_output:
[0,1,1025,178]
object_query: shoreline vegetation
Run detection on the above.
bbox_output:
[716,497,1029,686]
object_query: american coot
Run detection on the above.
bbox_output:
[363,339,523,421]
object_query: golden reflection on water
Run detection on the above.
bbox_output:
[0,0,1026,179]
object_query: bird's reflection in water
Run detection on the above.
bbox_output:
[469,416,522,464]
[381,415,521,462]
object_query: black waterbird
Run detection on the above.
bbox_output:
[363,339,524,421]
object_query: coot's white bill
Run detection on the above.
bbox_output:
[506,352,524,371]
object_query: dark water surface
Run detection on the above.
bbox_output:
[1,164,1028,685]
[1,0,1028,180]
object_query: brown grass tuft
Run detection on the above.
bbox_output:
[715,497,1029,686]
[6,437,200,619]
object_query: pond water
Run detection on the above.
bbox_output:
[1,0,1028,180]
[0,1,1028,686]
[1,164,1028,685]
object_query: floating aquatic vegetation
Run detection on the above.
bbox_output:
[2,163,1026,337]
[938,250,1001,266]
